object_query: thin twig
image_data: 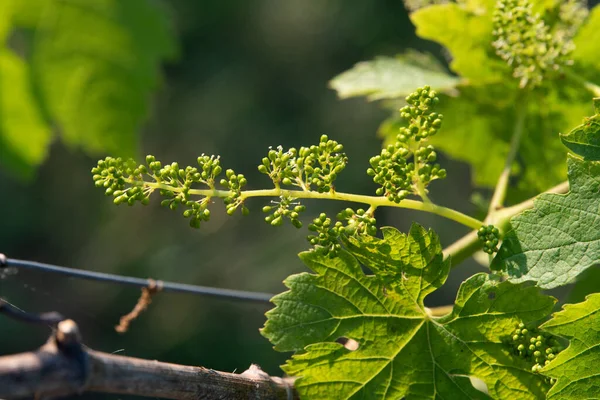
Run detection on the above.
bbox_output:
[443,230,481,268]
[0,319,297,400]
[0,299,65,326]
[115,279,162,333]
[2,256,274,304]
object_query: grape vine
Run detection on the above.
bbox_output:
[90,0,600,398]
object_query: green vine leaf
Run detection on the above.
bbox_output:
[560,99,600,161]
[27,0,176,157]
[262,224,555,399]
[0,48,52,179]
[491,155,600,289]
[329,52,459,101]
[541,293,600,399]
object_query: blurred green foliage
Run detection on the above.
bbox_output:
[0,0,176,179]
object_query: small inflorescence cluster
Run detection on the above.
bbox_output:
[92,155,246,229]
[91,136,380,254]
[368,86,447,203]
[555,0,588,41]
[477,224,501,254]
[92,157,150,205]
[492,0,575,89]
[258,135,347,193]
[508,323,562,382]
[262,197,306,228]
[308,208,377,256]
[220,168,248,216]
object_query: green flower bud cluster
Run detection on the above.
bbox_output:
[92,154,247,228]
[258,135,347,193]
[307,208,377,255]
[220,169,248,215]
[92,157,150,206]
[477,225,500,254]
[368,148,412,202]
[508,322,561,381]
[398,89,443,142]
[368,86,446,203]
[555,0,588,41]
[150,154,229,228]
[262,197,306,228]
[308,213,344,255]
[492,0,574,88]
[413,145,446,187]
[338,207,378,237]
[155,155,221,227]
[258,146,295,187]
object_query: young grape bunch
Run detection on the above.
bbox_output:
[478,224,500,254]
[508,322,562,384]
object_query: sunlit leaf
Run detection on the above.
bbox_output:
[262,224,555,399]
[560,99,600,161]
[492,156,600,289]
[329,52,460,101]
[541,293,600,399]
[410,3,507,83]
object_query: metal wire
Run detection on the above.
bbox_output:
[1,255,274,304]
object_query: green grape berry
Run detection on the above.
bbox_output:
[507,322,563,381]
[477,224,501,254]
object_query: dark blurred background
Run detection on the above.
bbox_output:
[1,1,504,397]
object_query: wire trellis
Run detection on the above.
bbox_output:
[0,253,274,304]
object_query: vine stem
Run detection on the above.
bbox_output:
[493,180,570,229]
[443,180,570,266]
[426,305,454,317]
[142,182,484,230]
[487,102,527,215]
[0,318,297,399]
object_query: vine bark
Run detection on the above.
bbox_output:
[0,319,297,400]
